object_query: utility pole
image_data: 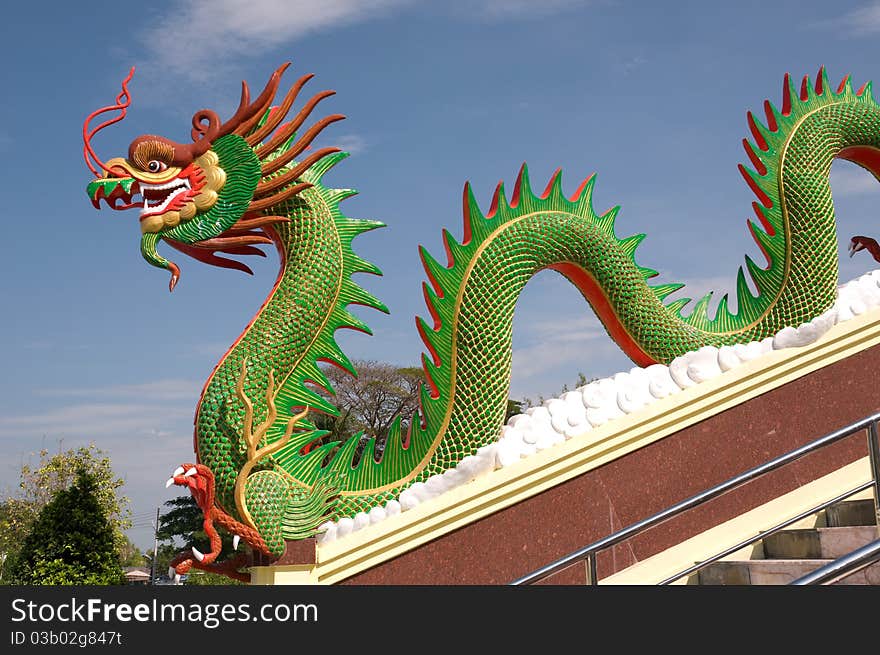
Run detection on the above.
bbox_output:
[150,507,160,585]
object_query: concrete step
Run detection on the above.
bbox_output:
[825,499,878,527]
[698,558,880,585]
[762,526,880,559]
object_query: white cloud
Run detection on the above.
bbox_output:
[830,167,880,196]
[511,314,627,397]
[0,402,192,440]
[831,2,880,35]
[140,0,414,78]
[471,0,595,19]
[37,379,202,402]
[334,134,368,155]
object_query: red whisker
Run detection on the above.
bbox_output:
[83,68,135,177]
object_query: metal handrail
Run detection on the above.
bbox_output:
[790,538,880,585]
[510,411,880,585]
[658,481,874,585]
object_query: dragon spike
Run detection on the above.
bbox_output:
[857,80,873,100]
[617,233,646,259]
[751,201,775,236]
[541,167,563,200]
[742,138,768,176]
[596,204,620,235]
[570,173,596,203]
[762,100,779,132]
[781,72,793,116]
[416,315,442,367]
[461,181,484,244]
[650,282,685,301]
[799,74,810,101]
[420,281,442,331]
[419,244,447,295]
[738,163,773,208]
[744,254,768,294]
[748,219,773,266]
[665,297,692,316]
[746,111,770,151]
[837,73,851,95]
[511,163,532,208]
[815,65,827,95]
[690,292,714,321]
[419,352,441,399]
[487,181,507,218]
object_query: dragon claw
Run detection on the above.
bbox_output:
[849,235,880,262]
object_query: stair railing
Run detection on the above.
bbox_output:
[510,411,880,585]
[790,537,880,584]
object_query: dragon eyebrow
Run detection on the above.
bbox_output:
[131,139,175,169]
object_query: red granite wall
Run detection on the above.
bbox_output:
[339,344,880,585]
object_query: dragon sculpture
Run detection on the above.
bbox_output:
[84,63,880,582]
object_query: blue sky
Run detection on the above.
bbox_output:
[3,0,880,550]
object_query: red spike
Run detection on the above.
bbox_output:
[857,81,869,96]
[570,173,595,202]
[416,317,441,368]
[418,247,444,297]
[781,73,792,116]
[752,201,775,236]
[739,164,773,208]
[316,356,355,377]
[762,100,778,132]
[815,66,825,94]
[541,168,562,199]
[800,75,809,101]
[837,74,850,94]
[747,112,769,151]
[742,138,768,176]
[442,229,457,268]
[419,352,441,399]
[421,282,442,331]
[487,180,503,218]
[461,182,474,245]
[511,163,527,208]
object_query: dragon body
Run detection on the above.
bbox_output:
[84,65,880,581]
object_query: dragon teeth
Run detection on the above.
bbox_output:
[139,179,191,215]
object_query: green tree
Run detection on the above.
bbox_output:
[0,444,132,580]
[8,470,125,585]
[311,360,426,464]
[118,534,145,568]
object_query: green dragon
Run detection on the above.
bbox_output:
[84,64,880,582]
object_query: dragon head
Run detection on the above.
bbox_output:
[84,63,344,291]
[165,463,215,510]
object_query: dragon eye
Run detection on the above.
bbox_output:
[147,160,168,173]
